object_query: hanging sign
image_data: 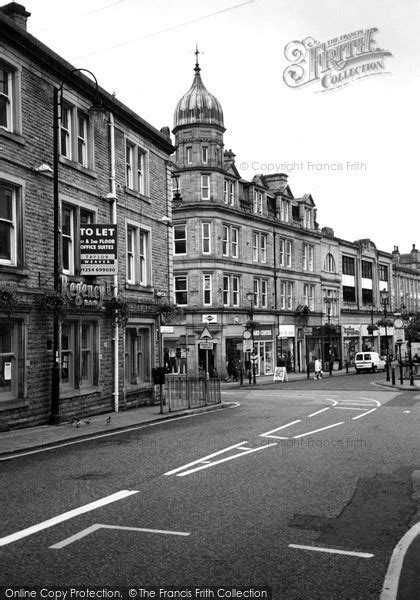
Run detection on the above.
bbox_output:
[80,224,118,276]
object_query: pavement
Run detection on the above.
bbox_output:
[1,366,418,599]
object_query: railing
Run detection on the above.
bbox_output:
[165,377,221,412]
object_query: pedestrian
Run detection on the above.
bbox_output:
[314,357,323,380]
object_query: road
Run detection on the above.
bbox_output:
[1,373,419,599]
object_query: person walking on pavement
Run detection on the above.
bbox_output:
[314,357,323,380]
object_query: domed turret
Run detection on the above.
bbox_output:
[173,54,224,130]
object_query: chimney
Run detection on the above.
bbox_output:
[224,148,236,162]
[0,2,31,29]
[411,243,418,254]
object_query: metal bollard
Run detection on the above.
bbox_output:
[391,368,395,386]
[345,361,349,374]
[239,369,243,386]
[399,364,403,385]
[307,366,310,379]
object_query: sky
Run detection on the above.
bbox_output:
[24,0,419,253]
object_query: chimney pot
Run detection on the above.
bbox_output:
[0,2,31,29]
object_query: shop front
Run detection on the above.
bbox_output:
[252,325,275,376]
[278,324,296,372]
[361,324,378,353]
[342,325,361,365]
[306,325,342,371]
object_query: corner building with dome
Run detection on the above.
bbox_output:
[167,56,406,380]
[168,56,341,379]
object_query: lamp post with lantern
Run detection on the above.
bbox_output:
[246,292,257,385]
[380,288,391,381]
[51,68,106,424]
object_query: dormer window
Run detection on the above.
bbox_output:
[253,190,263,214]
[279,198,290,222]
[224,180,235,205]
[303,207,313,229]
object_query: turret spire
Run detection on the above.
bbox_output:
[195,44,201,74]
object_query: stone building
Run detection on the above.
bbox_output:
[169,56,341,378]
[168,57,414,377]
[0,3,174,428]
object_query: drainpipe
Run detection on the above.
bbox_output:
[108,111,119,412]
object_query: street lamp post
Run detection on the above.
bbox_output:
[380,288,390,382]
[324,296,336,376]
[50,69,105,424]
[246,292,257,385]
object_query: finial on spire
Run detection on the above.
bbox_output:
[194,44,201,73]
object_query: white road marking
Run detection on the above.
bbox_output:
[164,442,248,475]
[166,442,277,477]
[0,490,139,547]
[334,407,368,411]
[307,407,331,418]
[51,523,191,549]
[260,420,301,438]
[288,543,374,558]
[352,408,377,420]
[293,422,345,439]
[380,521,420,600]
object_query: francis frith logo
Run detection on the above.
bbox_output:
[283,28,392,92]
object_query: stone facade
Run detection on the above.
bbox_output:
[169,60,418,378]
[0,4,173,429]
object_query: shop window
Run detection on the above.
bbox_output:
[125,327,151,385]
[0,319,23,400]
[61,320,98,390]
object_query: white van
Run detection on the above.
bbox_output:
[355,352,386,373]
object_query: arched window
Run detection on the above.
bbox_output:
[324,253,336,272]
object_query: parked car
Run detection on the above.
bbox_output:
[355,352,386,373]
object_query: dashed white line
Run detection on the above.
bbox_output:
[51,523,191,549]
[288,543,374,558]
[293,422,345,439]
[164,442,248,476]
[335,407,368,411]
[0,490,139,547]
[260,420,301,438]
[307,407,331,418]
[171,443,278,477]
[352,408,377,420]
